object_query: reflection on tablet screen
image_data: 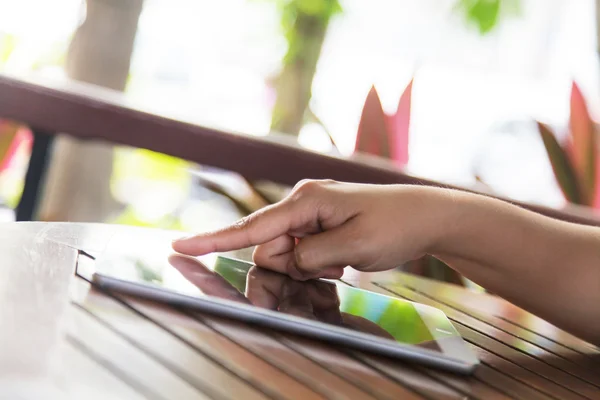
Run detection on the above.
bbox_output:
[99,252,451,352]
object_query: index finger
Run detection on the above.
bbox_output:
[172,200,298,256]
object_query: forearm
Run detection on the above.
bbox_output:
[432,191,600,345]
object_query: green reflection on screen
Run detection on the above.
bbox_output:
[213,257,435,345]
[337,285,434,344]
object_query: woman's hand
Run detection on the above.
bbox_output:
[172,180,455,280]
[173,179,600,345]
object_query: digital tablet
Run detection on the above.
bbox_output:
[88,230,479,374]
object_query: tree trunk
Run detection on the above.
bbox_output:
[38,0,144,222]
[270,10,330,136]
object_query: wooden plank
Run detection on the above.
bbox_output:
[374,282,600,385]
[196,310,500,400]
[394,272,600,359]
[445,360,554,400]
[371,282,600,399]
[458,327,593,400]
[469,344,587,400]
[348,353,472,400]
[73,287,268,400]
[275,335,427,400]
[2,75,600,227]
[68,303,208,400]
[403,282,600,370]
[193,312,387,400]
[344,278,596,400]
[109,294,326,400]
[414,366,514,400]
[61,339,146,400]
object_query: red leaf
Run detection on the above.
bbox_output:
[355,86,391,158]
[569,81,597,206]
[388,78,413,166]
[538,122,582,204]
[0,120,21,172]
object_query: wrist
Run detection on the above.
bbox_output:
[391,185,466,257]
[423,188,481,258]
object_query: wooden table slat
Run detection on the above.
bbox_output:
[459,326,596,399]
[468,344,589,400]
[343,278,599,400]
[394,272,600,357]
[405,286,600,369]
[191,311,392,400]
[373,282,600,399]
[417,367,514,400]
[62,337,147,400]
[349,353,469,400]
[459,361,555,400]
[74,285,272,400]
[68,303,209,400]
[119,294,328,400]
[275,335,425,400]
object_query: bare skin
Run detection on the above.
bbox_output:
[172,180,600,345]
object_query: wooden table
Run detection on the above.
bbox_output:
[3,222,599,399]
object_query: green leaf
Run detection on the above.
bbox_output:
[457,0,501,34]
[538,122,582,204]
[0,34,17,65]
[569,81,597,206]
[296,0,327,15]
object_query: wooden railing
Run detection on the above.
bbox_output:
[1,73,600,226]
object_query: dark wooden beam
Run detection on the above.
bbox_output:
[1,74,599,226]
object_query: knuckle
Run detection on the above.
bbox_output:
[294,179,320,193]
[232,215,253,231]
[292,179,330,199]
[231,214,258,243]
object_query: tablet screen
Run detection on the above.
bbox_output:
[90,229,474,362]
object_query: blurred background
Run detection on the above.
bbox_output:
[1,0,600,281]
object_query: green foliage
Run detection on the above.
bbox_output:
[537,82,599,208]
[113,148,191,182]
[455,0,521,34]
[112,206,184,230]
[275,0,342,63]
[0,34,17,65]
[538,122,582,204]
[110,148,191,228]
